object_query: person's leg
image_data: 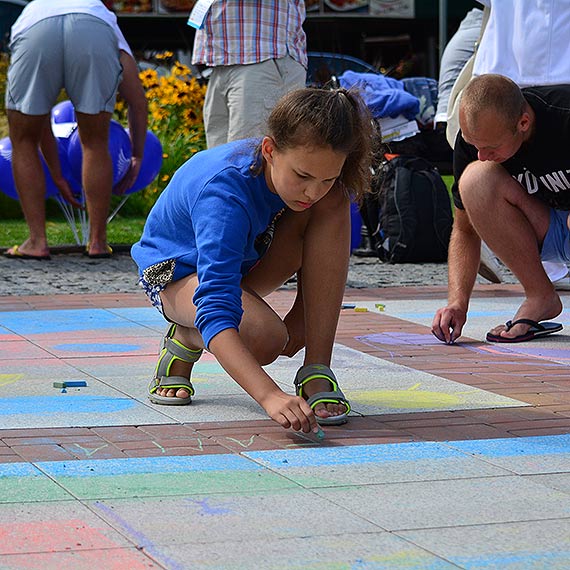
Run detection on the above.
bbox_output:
[74,112,113,256]
[202,67,230,148]
[156,275,288,400]
[243,185,351,419]
[6,111,51,258]
[460,160,561,339]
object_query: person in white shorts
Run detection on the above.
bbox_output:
[4,0,147,260]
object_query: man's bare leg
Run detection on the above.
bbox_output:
[75,112,113,256]
[6,111,51,258]
[461,160,561,340]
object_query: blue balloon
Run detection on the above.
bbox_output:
[0,137,63,200]
[67,120,132,187]
[51,100,76,123]
[123,130,163,195]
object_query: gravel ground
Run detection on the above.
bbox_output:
[0,248,517,297]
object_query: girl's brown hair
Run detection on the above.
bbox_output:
[263,87,377,202]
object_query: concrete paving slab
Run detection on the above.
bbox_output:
[526,473,570,495]
[244,442,511,487]
[149,532,462,570]
[311,475,570,531]
[92,490,380,546]
[399,519,570,570]
[267,344,528,415]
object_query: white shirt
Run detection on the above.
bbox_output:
[474,0,570,86]
[11,0,132,55]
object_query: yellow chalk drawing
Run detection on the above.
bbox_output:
[0,374,24,388]
[347,384,491,409]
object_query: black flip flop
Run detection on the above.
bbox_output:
[486,318,563,343]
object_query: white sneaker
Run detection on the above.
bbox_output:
[478,242,503,284]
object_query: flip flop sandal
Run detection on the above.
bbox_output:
[148,324,203,405]
[83,243,113,259]
[3,244,51,260]
[294,364,351,426]
[486,318,563,343]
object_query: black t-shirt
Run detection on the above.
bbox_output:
[453,84,570,211]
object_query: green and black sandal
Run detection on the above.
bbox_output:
[148,324,203,406]
[294,364,351,425]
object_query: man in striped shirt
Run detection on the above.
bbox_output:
[192,0,307,148]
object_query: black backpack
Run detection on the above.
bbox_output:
[359,155,453,263]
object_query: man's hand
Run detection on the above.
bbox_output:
[431,305,467,344]
[113,156,142,196]
[53,175,83,209]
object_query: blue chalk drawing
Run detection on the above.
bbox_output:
[0,462,45,478]
[245,441,464,468]
[0,308,140,335]
[37,453,262,477]
[0,395,136,415]
[52,343,141,353]
[448,434,570,458]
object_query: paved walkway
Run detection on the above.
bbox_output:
[0,254,568,569]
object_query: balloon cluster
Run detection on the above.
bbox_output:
[0,100,163,201]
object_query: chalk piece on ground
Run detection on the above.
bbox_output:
[354,307,368,312]
[53,381,88,388]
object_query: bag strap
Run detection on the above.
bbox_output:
[445,5,491,147]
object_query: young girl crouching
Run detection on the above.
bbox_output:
[132,87,374,433]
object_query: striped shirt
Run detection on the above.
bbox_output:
[191,0,307,68]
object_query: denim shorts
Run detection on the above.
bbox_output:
[541,209,570,263]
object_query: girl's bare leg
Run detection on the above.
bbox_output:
[157,276,289,400]
[244,185,351,418]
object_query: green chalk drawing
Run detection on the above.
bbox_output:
[73,443,109,457]
[53,471,297,499]
[152,441,166,454]
[225,435,257,448]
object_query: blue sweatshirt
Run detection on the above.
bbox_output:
[131,139,285,348]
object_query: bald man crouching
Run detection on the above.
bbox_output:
[432,73,570,344]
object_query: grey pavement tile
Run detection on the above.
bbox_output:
[0,501,136,555]
[0,548,161,569]
[91,490,380,547]
[446,434,570,475]
[311,476,570,531]
[0,462,73,503]
[526,473,570,496]
[157,533,461,570]
[245,442,511,487]
[399,519,570,570]
[266,344,527,415]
